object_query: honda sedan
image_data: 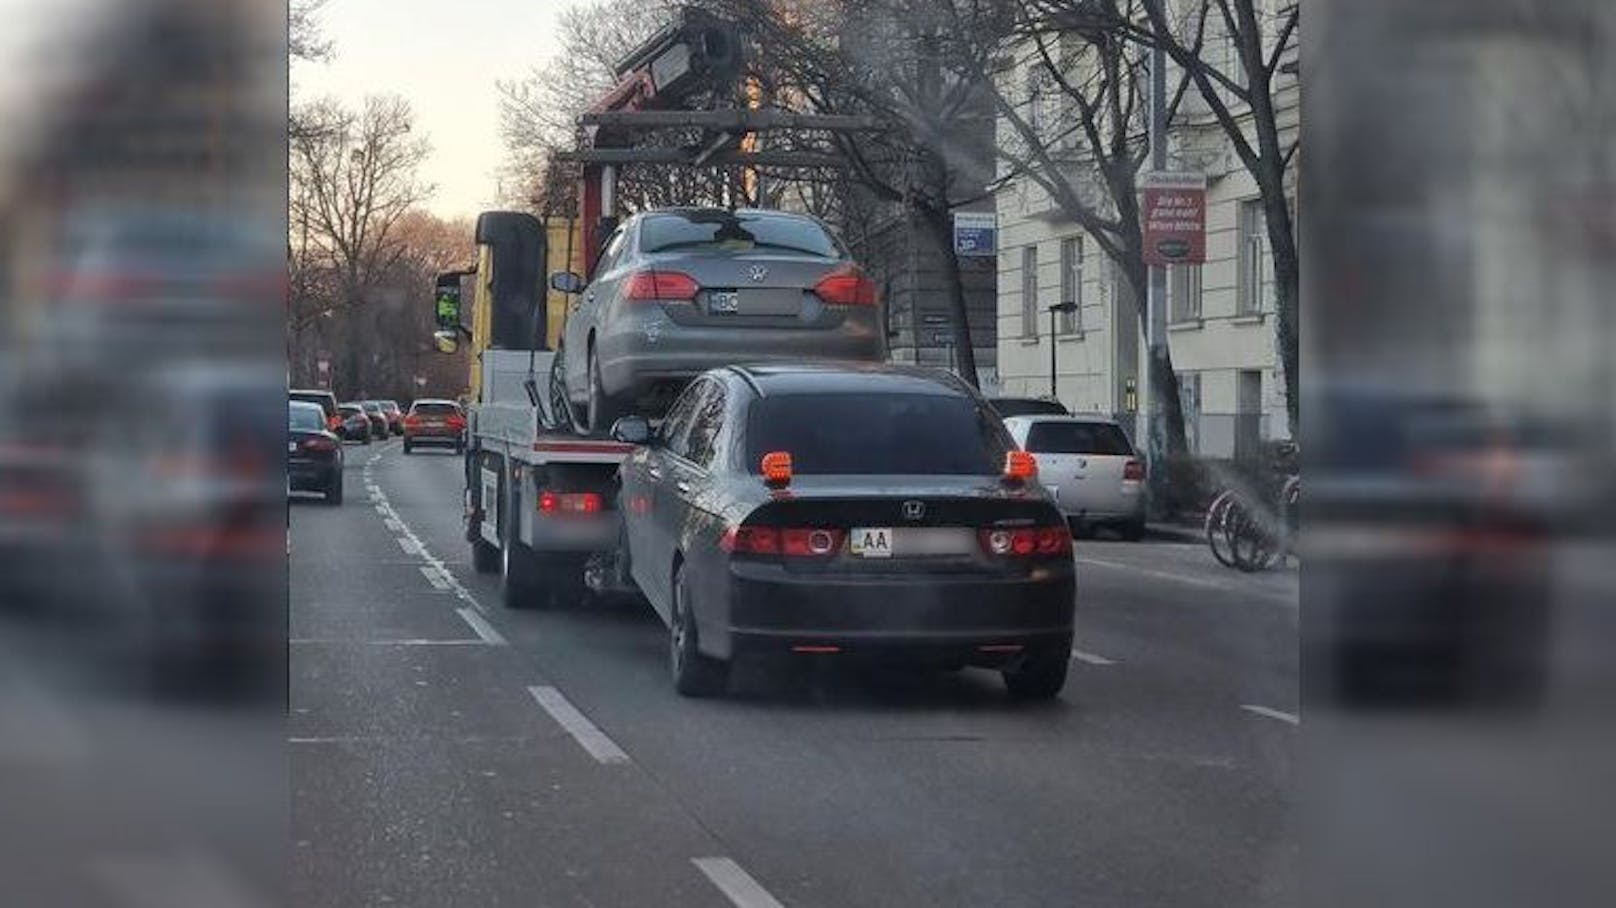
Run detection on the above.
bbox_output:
[615,363,1076,700]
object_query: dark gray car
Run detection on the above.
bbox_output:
[555,208,886,433]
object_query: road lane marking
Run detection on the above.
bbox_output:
[526,686,629,765]
[396,537,422,556]
[1075,555,1297,606]
[1240,704,1299,725]
[456,607,507,646]
[365,447,495,615]
[384,518,404,532]
[420,565,450,589]
[1070,649,1116,665]
[691,857,786,908]
[290,638,484,646]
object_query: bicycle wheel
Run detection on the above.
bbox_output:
[1205,491,1240,568]
[1227,499,1278,572]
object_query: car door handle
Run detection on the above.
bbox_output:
[676,482,692,495]
[647,467,663,481]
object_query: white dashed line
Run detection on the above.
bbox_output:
[1240,704,1299,726]
[1074,556,1228,590]
[290,638,484,646]
[396,537,421,556]
[1070,649,1116,665]
[691,857,786,908]
[419,565,451,590]
[455,607,507,645]
[526,686,630,765]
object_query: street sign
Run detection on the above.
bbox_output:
[1140,172,1207,265]
[952,212,997,257]
[316,359,329,374]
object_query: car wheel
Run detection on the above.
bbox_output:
[1001,643,1070,701]
[403,440,413,454]
[670,564,729,697]
[325,476,343,506]
[1118,518,1146,542]
[501,536,549,610]
[585,344,622,436]
[361,432,371,446]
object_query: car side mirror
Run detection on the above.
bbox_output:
[433,273,464,329]
[611,415,651,445]
[550,271,585,295]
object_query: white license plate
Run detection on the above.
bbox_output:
[288,441,298,453]
[850,527,893,558]
[710,291,739,314]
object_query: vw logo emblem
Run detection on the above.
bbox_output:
[902,500,925,521]
[748,264,768,283]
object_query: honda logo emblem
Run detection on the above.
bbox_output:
[748,264,769,282]
[902,500,925,521]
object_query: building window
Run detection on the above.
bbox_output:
[1020,245,1039,338]
[1025,69,1043,139]
[1169,263,1202,322]
[1177,371,1202,456]
[1058,237,1082,333]
[1237,199,1273,315]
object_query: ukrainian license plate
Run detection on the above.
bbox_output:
[710,291,740,314]
[850,527,893,558]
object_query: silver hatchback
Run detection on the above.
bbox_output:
[1003,414,1148,540]
[556,208,886,432]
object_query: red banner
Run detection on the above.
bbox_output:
[1140,172,1207,265]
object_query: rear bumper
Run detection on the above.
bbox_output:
[710,561,1076,661]
[405,429,463,444]
[288,460,338,490]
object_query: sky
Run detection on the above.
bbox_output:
[294,0,583,220]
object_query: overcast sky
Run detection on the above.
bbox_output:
[295,0,580,220]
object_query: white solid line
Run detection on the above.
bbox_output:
[397,537,421,555]
[290,638,484,646]
[526,686,630,765]
[419,565,450,589]
[1240,704,1300,726]
[384,518,404,532]
[1070,649,1116,665]
[456,607,507,646]
[691,857,786,908]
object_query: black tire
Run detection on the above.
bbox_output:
[361,432,372,446]
[471,538,499,574]
[325,475,343,506]
[501,536,550,610]
[403,440,413,454]
[670,565,729,697]
[454,441,465,456]
[1002,643,1070,701]
[585,344,623,436]
[1118,518,1146,542]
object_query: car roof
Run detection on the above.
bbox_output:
[1004,413,1122,426]
[290,389,335,397]
[636,206,819,222]
[722,363,973,398]
[411,398,459,406]
[289,400,322,411]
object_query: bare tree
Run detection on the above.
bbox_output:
[290,0,333,64]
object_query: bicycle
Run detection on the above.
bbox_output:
[1204,447,1299,573]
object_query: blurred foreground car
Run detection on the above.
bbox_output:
[557,208,886,432]
[290,388,341,433]
[1003,414,1146,540]
[1306,383,1554,709]
[403,399,466,453]
[337,403,373,443]
[987,397,1070,419]
[288,401,343,504]
[615,363,1076,699]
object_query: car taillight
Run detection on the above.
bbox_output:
[404,415,421,428]
[538,491,602,515]
[624,269,699,301]
[447,415,467,430]
[327,416,343,431]
[1123,459,1145,482]
[979,525,1071,558]
[301,437,337,453]
[812,265,878,306]
[721,526,844,557]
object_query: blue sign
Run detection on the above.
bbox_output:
[953,212,997,257]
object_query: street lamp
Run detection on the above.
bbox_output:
[1047,301,1078,400]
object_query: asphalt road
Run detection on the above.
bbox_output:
[291,439,1299,908]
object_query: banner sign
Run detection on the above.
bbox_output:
[953,211,997,257]
[1140,172,1207,265]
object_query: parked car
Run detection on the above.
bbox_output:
[1002,414,1146,540]
[359,401,390,440]
[337,403,372,443]
[377,400,404,435]
[615,363,1076,700]
[403,399,466,454]
[290,388,341,434]
[987,397,1071,419]
[288,401,343,504]
[557,208,887,433]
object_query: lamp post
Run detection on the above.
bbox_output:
[1047,301,1078,400]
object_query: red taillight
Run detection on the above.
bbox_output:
[404,415,421,429]
[979,525,1071,558]
[447,415,467,431]
[624,269,699,301]
[1123,459,1145,482]
[327,416,343,432]
[538,491,603,515]
[812,265,878,306]
[721,525,844,557]
[301,436,337,453]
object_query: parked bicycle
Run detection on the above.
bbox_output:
[1205,443,1299,572]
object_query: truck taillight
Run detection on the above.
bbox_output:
[624,269,699,301]
[538,491,602,515]
[720,526,844,557]
[979,525,1070,558]
[1123,459,1145,482]
[813,265,878,306]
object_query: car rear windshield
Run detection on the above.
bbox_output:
[290,392,334,415]
[640,212,840,258]
[289,404,323,431]
[412,402,459,416]
[990,398,1068,417]
[745,393,1011,475]
[362,402,382,412]
[339,406,361,416]
[1024,421,1134,456]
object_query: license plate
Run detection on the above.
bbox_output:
[288,441,298,453]
[850,527,893,558]
[710,291,739,314]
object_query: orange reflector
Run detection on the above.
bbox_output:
[761,451,793,486]
[1004,450,1038,482]
[978,644,1024,653]
[792,645,841,654]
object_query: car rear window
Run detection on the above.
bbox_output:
[1025,421,1134,456]
[289,404,323,431]
[745,393,1011,475]
[290,392,335,416]
[412,402,459,416]
[990,398,1069,418]
[339,405,361,416]
[640,212,841,258]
